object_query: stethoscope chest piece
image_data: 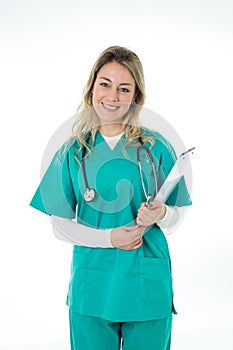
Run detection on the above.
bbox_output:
[83,188,96,202]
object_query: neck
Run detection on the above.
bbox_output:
[99,123,124,137]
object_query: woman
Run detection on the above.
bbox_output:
[30,46,191,350]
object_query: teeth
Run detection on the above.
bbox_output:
[103,103,118,110]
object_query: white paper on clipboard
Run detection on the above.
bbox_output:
[155,147,195,203]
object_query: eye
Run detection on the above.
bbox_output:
[119,87,130,93]
[100,82,109,88]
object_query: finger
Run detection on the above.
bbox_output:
[125,225,139,232]
[140,202,146,208]
[148,201,163,210]
[153,200,163,205]
[137,209,150,221]
[136,226,146,235]
[140,205,152,215]
[137,214,152,227]
[127,224,145,233]
[132,239,143,249]
[136,216,143,226]
[124,240,143,250]
[134,225,146,234]
[138,202,146,213]
[119,240,142,250]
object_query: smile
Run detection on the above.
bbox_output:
[101,102,120,111]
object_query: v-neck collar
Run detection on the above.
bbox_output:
[96,131,126,151]
[101,132,124,150]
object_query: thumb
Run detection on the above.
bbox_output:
[138,202,146,213]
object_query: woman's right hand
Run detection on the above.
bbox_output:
[110,225,146,250]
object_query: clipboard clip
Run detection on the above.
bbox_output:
[179,147,196,159]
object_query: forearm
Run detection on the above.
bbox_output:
[51,215,114,248]
[51,205,186,248]
[157,205,188,234]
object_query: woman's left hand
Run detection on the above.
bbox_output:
[136,200,167,227]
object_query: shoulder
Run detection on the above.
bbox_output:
[140,126,167,143]
[140,127,176,158]
[51,138,81,166]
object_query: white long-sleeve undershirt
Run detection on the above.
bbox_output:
[51,205,185,248]
[51,133,188,247]
[52,216,114,247]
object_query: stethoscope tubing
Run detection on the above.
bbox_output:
[137,144,158,205]
[81,134,158,204]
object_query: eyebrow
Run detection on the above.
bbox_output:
[99,77,133,86]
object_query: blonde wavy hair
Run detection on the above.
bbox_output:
[72,46,155,159]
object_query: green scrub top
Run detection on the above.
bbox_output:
[30,129,192,322]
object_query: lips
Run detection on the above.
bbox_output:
[101,102,120,111]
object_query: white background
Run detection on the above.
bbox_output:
[0,0,233,349]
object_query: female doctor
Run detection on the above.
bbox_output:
[30,46,191,350]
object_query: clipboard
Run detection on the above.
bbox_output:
[155,147,195,203]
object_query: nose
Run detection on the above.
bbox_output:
[107,87,119,102]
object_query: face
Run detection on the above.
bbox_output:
[92,61,136,127]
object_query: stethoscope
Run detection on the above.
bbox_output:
[81,133,158,204]
[81,133,97,202]
[137,143,158,206]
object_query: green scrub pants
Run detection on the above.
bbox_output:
[69,311,172,350]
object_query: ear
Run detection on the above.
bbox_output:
[133,93,138,104]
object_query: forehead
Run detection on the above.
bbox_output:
[96,61,135,83]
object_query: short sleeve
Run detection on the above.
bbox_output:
[30,146,77,219]
[166,175,192,206]
[155,135,192,207]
